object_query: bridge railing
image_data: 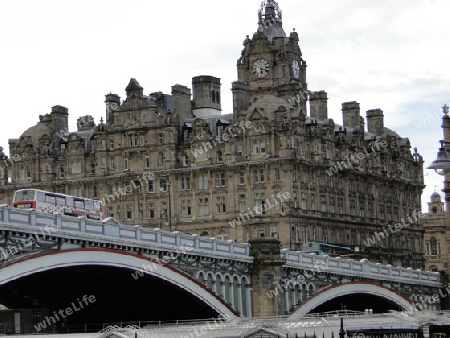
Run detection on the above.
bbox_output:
[0,205,251,258]
[281,249,441,286]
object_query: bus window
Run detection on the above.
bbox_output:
[45,194,56,204]
[74,199,84,209]
[13,190,36,202]
[66,197,74,207]
[93,201,101,211]
[37,191,46,202]
[84,200,94,210]
[56,196,66,206]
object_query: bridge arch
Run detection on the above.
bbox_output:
[0,248,237,320]
[288,281,415,319]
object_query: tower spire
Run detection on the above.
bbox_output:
[257,0,286,41]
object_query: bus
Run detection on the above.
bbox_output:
[301,242,353,257]
[12,189,104,220]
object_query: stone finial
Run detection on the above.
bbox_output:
[443,104,449,115]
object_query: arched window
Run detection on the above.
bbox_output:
[199,231,210,237]
[430,237,438,255]
[430,265,438,272]
[216,229,228,241]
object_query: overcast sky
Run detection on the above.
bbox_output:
[1,0,449,211]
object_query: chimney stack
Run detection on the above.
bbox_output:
[309,90,328,121]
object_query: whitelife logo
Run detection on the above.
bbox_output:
[34,295,96,332]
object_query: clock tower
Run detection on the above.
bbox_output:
[233,0,307,116]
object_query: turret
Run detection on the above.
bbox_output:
[192,76,221,118]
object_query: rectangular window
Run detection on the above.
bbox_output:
[71,161,81,174]
[158,152,164,165]
[199,198,209,216]
[216,196,226,214]
[101,157,106,168]
[109,140,114,150]
[158,133,164,145]
[124,155,129,171]
[181,176,191,190]
[181,199,192,217]
[195,149,208,161]
[301,193,307,209]
[144,155,150,169]
[215,173,226,187]
[110,158,115,170]
[253,225,265,238]
[101,140,106,150]
[126,205,133,220]
[238,194,246,212]
[252,140,266,154]
[88,186,98,199]
[148,180,154,193]
[149,202,155,218]
[350,199,356,215]
[270,224,278,238]
[160,179,167,191]
[160,201,168,218]
[253,169,265,183]
[236,144,243,156]
[254,192,266,215]
[33,311,42,325]
[274,194,282,210]
[197,175,209,190]
[321,195,327,212]
[140,135,145,146]
[108,206,114,218]
[274,168,280,181]
[238,171,245,185]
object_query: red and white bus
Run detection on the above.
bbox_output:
[12,189,104,220]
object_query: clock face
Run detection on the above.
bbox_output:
[252,58,270,78]
[292,60,300,79]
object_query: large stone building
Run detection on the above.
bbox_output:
[0,0,425,267]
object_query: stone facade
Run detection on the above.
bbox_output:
[0,0,425,267]
[422,192,448,273]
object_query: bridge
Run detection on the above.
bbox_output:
[0,205,445,332]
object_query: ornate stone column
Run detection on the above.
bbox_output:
[249,237,286,317]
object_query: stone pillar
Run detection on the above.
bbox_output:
[249,237,286,317]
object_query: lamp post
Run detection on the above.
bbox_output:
[426,104,450,306]
[427,104,450,229]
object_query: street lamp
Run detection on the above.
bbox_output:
[427,140,450,176]
[427,104,450,175]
